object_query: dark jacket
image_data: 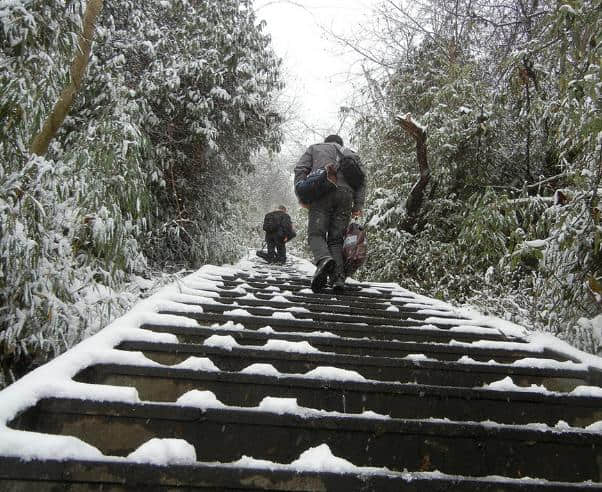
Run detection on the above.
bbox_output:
[263,210,295,241]
[294,142,366,212]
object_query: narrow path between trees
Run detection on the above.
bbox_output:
[1,254,601,490]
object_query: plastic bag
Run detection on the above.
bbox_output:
[342,222,367,277]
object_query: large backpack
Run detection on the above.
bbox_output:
[294,168,336,205]
[342,222,367,277]
[263,212,280,233]
[338,149,365,190]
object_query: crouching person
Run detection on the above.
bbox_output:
[257,205,296,264]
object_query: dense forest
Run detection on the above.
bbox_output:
[0,0,283,385]
[0,0,600,386]
[350,0,601,355]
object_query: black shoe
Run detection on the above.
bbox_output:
[332,278,345,293]
[311,257,335,292]
[256,250,271,263]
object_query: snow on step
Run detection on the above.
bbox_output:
[233,443,392,475]
[127,438,197,465]
[202,334,322,354]
[239,363,366,382]
[0,252,601,488]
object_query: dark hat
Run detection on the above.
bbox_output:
[324,134,343,146]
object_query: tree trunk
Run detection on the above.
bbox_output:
[396,113,431,232]
[30,0,104,156]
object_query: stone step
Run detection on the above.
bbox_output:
[214,280,393,300]
[186,299,477,328]
[11,398,602,482]
[140,323,556,363]
[3,260,601,490]
[75,363,602,427]
[155,311,529,346]
[196,294,468,323]
[220,272,390,290]
[204,288,479,326]
[196,275,453,308]
[219,274,402,295]
[3,457,599,491]
[113,341,586,388]
[211,286,424,311]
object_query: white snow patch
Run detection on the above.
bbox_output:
[183,280,222,292]
[449,325,501,335]
[285,306,311,313]
[360,287,381,294]
[304,367,366,382]
[255,397,390,420]
[527,332,602,371]
[232,444,391,474]
[404,354,434,361]
[269,295,290,303]
[178,285,219,299]
[423,316,485,327]
[240,293,258,300]
[525,239,547,248]
[457,356,480,364]
[263,340,321,353]
[240,363,281,377]
[450,339,542,352]
[305,330,339,338]
[586,421,602,432]
[172,357,220,372]
[483,376,552,394]
[290,444,360,473]
[203,335,239,351]
[290,257,317,276]
[257,396,301,415]
[210,321,245,331]
[127,438,197,465]
[165,291,215,307]
[569,386,602,398]
[271,311,296,320]
[0,430,105,462]
[197,264,241,278]
[511,357,585,370]
[175,390,226,409]
[223,308,252,317]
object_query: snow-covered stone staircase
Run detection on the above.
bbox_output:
[1,255,602,490]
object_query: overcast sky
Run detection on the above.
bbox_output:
[254,0,379,149]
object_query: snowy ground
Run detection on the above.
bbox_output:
[0,251,601,476]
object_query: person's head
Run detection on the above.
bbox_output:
[278,205,287,212]
[324,134,343,146]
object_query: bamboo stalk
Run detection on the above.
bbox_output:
[31,0,104,156]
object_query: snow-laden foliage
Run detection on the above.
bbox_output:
[353,0,601,354]
[0,0,282,385]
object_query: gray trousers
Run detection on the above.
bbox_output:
[308,186,353,281]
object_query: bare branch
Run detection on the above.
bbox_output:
[395,113,431,231]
